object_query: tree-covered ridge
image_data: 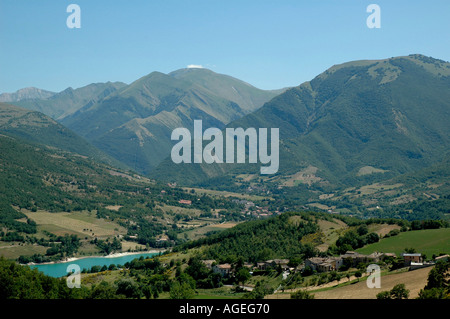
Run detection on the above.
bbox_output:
[178,212,323,263]
[187,212,320,263]
[0,103,121,167]
[0,133,131,216]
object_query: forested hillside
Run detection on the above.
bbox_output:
[0,133,244,262]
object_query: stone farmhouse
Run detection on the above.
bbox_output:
[305,251,391,272]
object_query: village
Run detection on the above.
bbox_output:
[176,195,281,219]
[201,251,449,279]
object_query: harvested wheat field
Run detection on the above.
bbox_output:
[22,210,127,238]
[267,267,432,299]
[312,267,432,299]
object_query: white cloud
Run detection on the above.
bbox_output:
[187,64,204,69]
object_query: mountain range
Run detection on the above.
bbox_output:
[6,69,284,174]
[151,54,450,193]
[14,82,127,120]
[3,54,449,218]
[0,87,55,103]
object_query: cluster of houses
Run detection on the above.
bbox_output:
[202,259,290,277]
[231,199,281,219]
[305,251,447,272]
[305,251,395,272]
[400,252,449,270]
[202,252,449,277]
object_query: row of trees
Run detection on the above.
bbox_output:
[328,225,380,255]
[92,237,122,255]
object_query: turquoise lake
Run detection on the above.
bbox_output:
[29,252,160,278]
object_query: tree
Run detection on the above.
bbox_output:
[418,261,450,299]
[302,266,314,276]
[376,291,391,300]
[411,220,422,230]
[90,281,119,299]
[366,232,380,244]
[376,284,409,300]
[425,261,449,290]
[291,290,315,299]
[235,268,251,286]
[336,230,359,251]
[288,257,302,268]
[390,258,405,271]
[116,279,141,299]
[390,284,409,299]
[0,256,90,299]
[418,288,447,299]
[357,224,369,236]
[354,271,362,282]
[141,285,155,299]
[185,256,210,281]
[243,280,274,299]
[169,281,195,299]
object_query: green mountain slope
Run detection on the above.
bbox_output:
[14,82,126,120]
[0,103,124,168]
[61,68,283,174]
[152,54,450,189]
[169,68,279,114]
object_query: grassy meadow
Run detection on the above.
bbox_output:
[356,228,450,257]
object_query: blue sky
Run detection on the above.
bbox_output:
[1,0,449,93]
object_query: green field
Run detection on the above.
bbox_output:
[181,222,239,241]
[356,228,450,257]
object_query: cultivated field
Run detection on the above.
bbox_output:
[368,223,402,237]
[267,267,432,299]
[311,267,432,299]
[22,210,127,239]
[282,166,323,187]
[356,228,450,257]
[0,242,48,260]
[182,222,238,241]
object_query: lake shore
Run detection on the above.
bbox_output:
[25,249,165,266]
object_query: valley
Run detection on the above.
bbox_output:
[0,54,449,301]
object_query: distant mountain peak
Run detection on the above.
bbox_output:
[0,87,55,103]
[168,67,214,77]
[59,67,284,174]
[186,64,205,69]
